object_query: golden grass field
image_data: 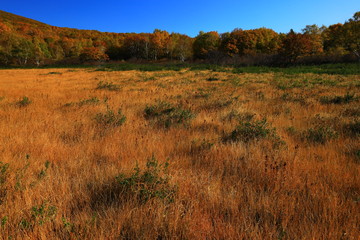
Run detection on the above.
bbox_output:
[0,68,359,239]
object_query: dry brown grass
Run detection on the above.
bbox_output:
[0,68,359,239]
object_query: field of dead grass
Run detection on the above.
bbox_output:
[0,67,359,239]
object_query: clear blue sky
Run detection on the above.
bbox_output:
[1,0,359,36]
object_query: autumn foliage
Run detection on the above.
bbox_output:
[0,10,359,66]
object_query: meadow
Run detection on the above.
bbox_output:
[0,65,359,239]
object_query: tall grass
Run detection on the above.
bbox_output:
[0,67,359,239]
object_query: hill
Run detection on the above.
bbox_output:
[0,10,359,66]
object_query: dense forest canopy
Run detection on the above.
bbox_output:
[0,10,359,66]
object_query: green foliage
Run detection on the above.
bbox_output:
[115,157,177,203]
[31,202,57,226]
[17,96,31,107]
[232,63,360,75]
[144,101,195,128]
[303,125,338,144]
[62,217,75,232]
[95,108,126,128]
[1,216,7,227]
[223,118,279,143]
[15,154,31,191]
[96,63,184,72]
[320,92,357,104]
[193,31,220,59]
[38,161,50,180]
[19,219,31,229]
[18,202,57,230]
[29,161,51,188]
[96,81,120,91]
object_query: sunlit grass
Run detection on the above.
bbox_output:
[0,68,359,239]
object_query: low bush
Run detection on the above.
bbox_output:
[144,101,195,128]
[223,118,279,143]
[303,125,338,144]
[19,202,57,230]
[95,108,126,128]
[115,157,177,203]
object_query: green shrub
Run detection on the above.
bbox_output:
[18,202,57,230]
[1,216,7,227]
[144,101,195,128]
[31,202,57,226]
[17,96,31,107]
[115,157,176,203]
[303,125,338,144]
[223,118,278,143]
[96,81,120,91]
[95,108,126,128]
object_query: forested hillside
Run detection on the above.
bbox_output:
[0,10,359,66]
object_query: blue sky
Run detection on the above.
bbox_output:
[1,1,359,36]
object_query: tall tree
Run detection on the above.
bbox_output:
[322,23,345,54]
[193,31,220,59]
[149,29,170,60]
[280,30,322,63]
[342,12,360,60]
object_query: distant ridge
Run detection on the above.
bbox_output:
[0,10,53,28]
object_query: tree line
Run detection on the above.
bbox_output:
[0,10,359,66]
